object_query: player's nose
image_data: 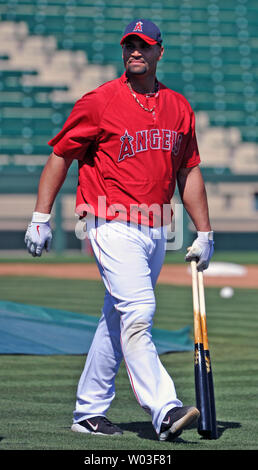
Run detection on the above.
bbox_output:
[131,48,143,57]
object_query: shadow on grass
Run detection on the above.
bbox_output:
[118,419,241,442]
[118,421,198,443]
[118,421,157,441]
[216,420,241,438]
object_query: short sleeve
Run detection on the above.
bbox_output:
[48,92,99,161]
[180,108,201,169]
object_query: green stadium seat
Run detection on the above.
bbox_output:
[1,0,258,166]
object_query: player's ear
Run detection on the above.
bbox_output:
[157,45,164,61]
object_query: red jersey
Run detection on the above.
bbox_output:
[48,72,200,226]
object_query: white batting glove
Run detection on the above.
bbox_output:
[25,212,52,257]
[185,231,214,271]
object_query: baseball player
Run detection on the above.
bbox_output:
[25,19,214,441]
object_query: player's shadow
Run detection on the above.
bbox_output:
[118,420,241,442]
[118,421,159,441]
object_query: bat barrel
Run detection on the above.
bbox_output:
[205,350,218,439]
[195,343,212,437]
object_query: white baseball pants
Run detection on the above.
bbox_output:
[73,216,182,434]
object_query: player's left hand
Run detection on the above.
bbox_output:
[25,221,52,257]
[185,231,214,271]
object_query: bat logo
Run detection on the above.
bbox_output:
[194,347,199,365]
[205,355,211,373]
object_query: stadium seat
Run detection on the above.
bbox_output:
[0,0,258,167]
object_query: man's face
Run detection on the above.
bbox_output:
[122,36,164,77]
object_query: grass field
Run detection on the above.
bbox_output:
[0,273,258,455]
[1,250,258,264]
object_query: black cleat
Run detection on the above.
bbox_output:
[71,416,123,436]
[159,406,200,441]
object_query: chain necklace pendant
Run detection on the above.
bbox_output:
[127,80,158,113]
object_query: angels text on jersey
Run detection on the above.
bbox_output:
[118,129,183,162]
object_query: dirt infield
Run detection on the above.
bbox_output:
[0,263,258,288]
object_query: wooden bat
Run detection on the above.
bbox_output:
[191,260,218,439]
[197,267,218,439]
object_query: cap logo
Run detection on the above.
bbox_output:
[133,21,143,33]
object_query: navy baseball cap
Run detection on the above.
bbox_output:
[120,19,163,46]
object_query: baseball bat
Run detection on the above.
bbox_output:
[197,269,218,439]
[191,260,214,438]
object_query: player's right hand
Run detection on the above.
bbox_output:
[25,221,52,257]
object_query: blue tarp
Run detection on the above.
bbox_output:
[0,300,193,355]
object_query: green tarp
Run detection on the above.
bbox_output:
[0,300,193,355]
